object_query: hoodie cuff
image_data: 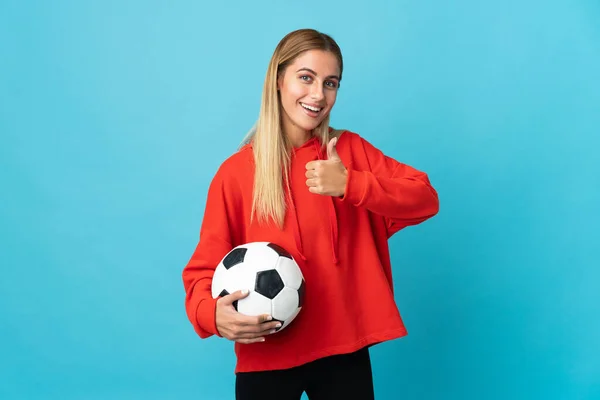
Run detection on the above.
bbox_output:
[196,296,222,337]
[341,168,368,206]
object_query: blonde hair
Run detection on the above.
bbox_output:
[241,29,344,228]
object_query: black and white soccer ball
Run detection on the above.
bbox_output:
[211,242,305,332]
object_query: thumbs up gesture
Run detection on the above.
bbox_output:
[305,137,348,197]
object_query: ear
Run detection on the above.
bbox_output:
[277,73,283,91]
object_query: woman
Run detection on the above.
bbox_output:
[182,28,439,399]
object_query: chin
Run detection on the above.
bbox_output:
[298,122,322,131]
[293,115,329,132]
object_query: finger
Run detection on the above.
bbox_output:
[327,137,340,161]
[257,313,273,324]
[241,320,283,334]
[236,337,266,344]
[306,160,323,170]
[222,289,250,305]
[238,313,273,326]
[305,170,317,179]
[308,186,320,194]
[306,178,317,187]
[236,326,278,339]
[261,321,283,333]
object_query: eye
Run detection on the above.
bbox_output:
[325,80,339,89]
[299,75,312,82]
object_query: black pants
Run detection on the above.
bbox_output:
[235,347,375,400]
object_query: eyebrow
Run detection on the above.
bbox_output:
[296,67,340,81]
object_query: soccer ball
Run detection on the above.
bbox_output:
[211,242,305,332]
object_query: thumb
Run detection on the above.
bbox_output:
[224,289,249,304]
[327,137,340,161]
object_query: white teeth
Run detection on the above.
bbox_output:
[301,103,322,112]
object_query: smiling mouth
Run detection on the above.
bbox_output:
[300,102,323,113]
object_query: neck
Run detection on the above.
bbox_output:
[282,118,312,148]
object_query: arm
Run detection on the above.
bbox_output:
[182,169,234,338]
[340,136,439,237]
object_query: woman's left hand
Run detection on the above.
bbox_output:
[305,137,347,197]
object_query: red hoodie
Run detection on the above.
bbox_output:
[182,130,439,373]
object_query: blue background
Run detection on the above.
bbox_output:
[1,0,599,399]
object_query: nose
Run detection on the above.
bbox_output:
[310,83,324,101]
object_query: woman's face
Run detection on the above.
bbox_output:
[277,50,341,136]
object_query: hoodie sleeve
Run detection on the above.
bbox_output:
[182,167,235,338]
[340,134,439,237]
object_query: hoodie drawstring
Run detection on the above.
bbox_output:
[287,187,307,262]
[313,140,340,265]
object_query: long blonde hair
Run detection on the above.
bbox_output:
[241,29,344,228]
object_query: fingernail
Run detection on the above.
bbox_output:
[242,289,249,295]
[270,330,277,334]
[261,338,266,342]
[266,315,273,321]
[275,323,282,328]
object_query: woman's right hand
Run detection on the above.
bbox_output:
[216,289,282,344]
